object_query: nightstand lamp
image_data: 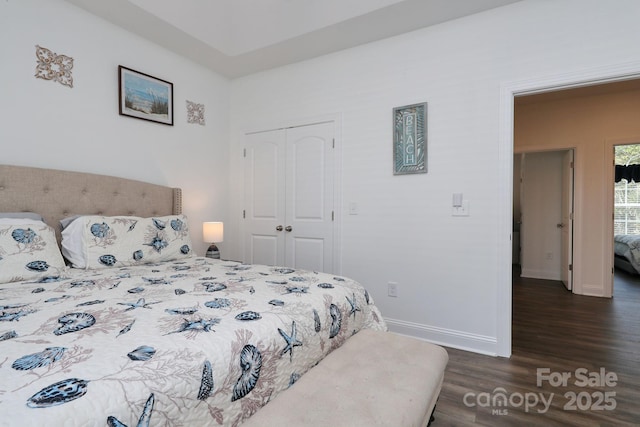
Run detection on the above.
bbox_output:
[203,221,224,259]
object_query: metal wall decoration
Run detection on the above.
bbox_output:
[119,65,174,126]
[35,45,74,88]
[393,102,427,175]
[186,100,205,125]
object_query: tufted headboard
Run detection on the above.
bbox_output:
[0,164,182,246]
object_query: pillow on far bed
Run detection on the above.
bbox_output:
[61,214,194,269]
[0,221,66,284]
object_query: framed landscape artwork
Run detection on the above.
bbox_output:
[393,102,427,175]
[119,66,173,126]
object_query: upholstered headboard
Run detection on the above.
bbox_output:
[0,164,182,245]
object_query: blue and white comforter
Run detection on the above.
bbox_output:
[0,257,386,426]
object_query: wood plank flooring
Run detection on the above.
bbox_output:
[431,269,640,426]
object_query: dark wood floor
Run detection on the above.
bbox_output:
[432,268,640,426]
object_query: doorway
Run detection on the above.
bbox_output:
[501,71,640,357]
[612,143,640,294]
[514,150,573,291]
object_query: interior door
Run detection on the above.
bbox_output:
[560,149,574,290]
[244,129,286,266]
[285,123,334,272]
[244,122,335,272]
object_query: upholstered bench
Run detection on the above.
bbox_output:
[242,329,449,427]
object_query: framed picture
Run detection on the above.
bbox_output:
[393,102,427,175]
[119,66,173,126]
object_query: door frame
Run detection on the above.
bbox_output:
[561,149,574,291]
[498,62,640,357]
[241,113,343,274]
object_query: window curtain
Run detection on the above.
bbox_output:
[615,164,640,182]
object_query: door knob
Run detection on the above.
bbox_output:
[276,225,283,231]
[557,223,564,228]
[285,226,293,232]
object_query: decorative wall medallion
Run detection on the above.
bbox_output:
[186,100,205,125]
[35,45,74,88]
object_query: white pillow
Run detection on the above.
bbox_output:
[0,222,66,283]
[59,214,82,230]
[60,217,86,268]
[62,214,194,269]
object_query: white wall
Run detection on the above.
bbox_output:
[520,151,563,281]
[228,0,640,355]
[0,0,231,255]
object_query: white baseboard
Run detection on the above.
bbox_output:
[520,268,561,281]
[581,283,606,297]
[384,317,499,357]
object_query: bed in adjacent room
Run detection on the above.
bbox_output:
[614,233,640,274]
[0,164,386,426]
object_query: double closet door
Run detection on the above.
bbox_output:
[243,121,335,273]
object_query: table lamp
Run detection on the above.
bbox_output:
[203,221,224,259]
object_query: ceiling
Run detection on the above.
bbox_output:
[65,0,521,78]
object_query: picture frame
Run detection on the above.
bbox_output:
[393,102,427,175]
[119,65,173,126]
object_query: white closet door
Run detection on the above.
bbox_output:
[285,122,334,272]
[243,122,335,273]
[244,129,286,266]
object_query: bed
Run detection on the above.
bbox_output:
[0,164,387,426]
[614,234,640,274]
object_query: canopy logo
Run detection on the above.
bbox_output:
[463,367,618,416]
[463,388,553,415]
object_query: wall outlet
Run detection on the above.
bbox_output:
[388,282,398,297]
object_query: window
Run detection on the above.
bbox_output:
[614,180,640,234]
[614,144,640,235]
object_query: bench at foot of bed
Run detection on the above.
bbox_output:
[242,329,449,427]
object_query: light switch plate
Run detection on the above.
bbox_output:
[452,200,470,216]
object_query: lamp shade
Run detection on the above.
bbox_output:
[203,222,224,243]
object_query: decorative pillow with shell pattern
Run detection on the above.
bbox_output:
[61,214,194,269]
[0,220,66,284]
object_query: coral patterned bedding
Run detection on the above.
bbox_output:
[0,257,386,426]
